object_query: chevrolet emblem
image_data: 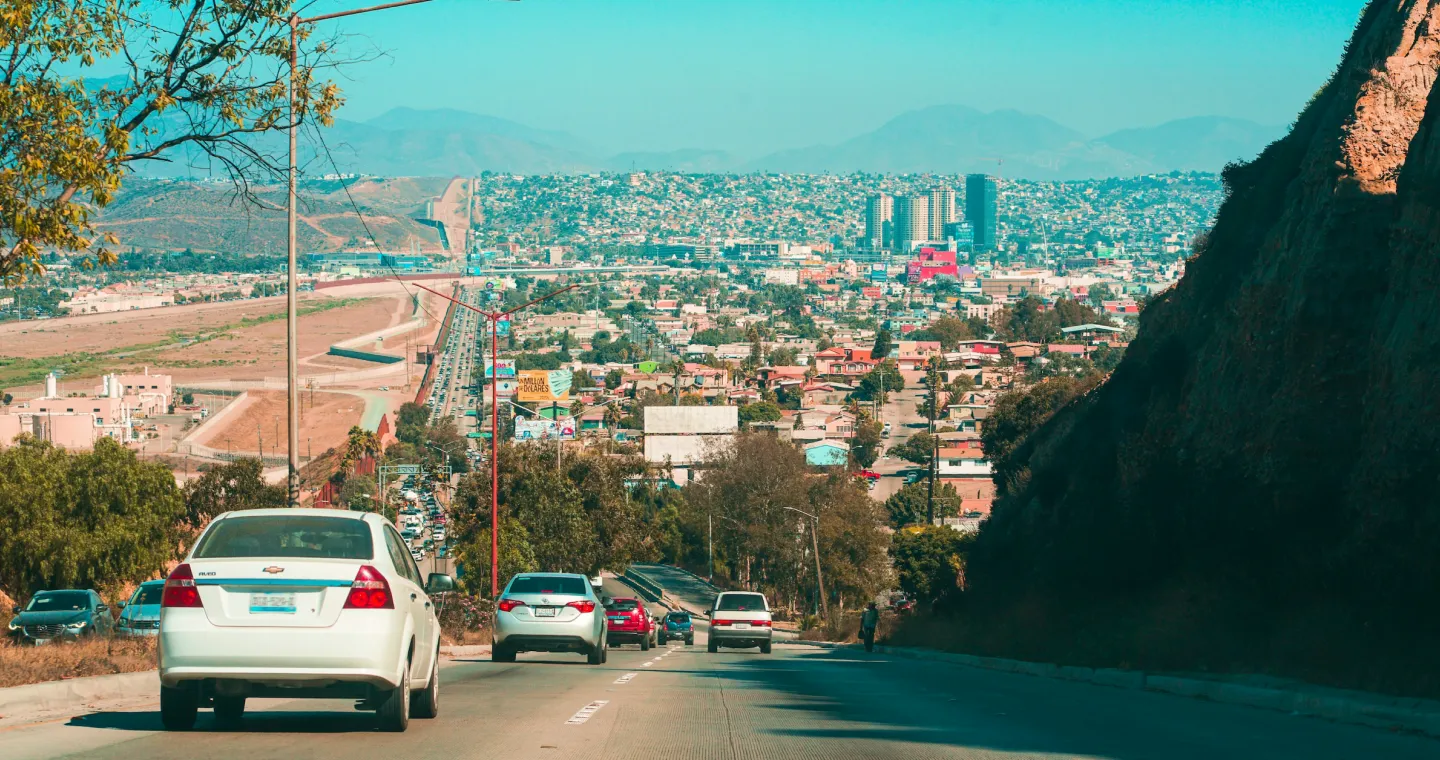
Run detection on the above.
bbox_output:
[263,566,285,574]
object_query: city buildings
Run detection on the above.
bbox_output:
[864,193,893,250]
[966,174,999,251]
[928,186,956,241]
[893,195,930,253]
[0,370,173,450]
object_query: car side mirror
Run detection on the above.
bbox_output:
[11,605,19,614]
[117,601,127,609]
[704,609,711,616]
[425,573,456,594]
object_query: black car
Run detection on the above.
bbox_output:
[8,589,114,644]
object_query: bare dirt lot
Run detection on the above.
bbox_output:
[196,389,364,458]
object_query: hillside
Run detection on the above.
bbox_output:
[964,0,1440,696]
[94,177,445,253]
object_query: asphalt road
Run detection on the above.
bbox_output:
[5,632,1436,760]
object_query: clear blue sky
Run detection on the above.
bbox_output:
[303,0,1367,157]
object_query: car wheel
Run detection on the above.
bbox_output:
[411,655,439,719]
[640,635,649,651]
[587,642,604,665]
[760,641,772,654]
[685,636,693,646]
[492,644,516,663]
[708,638,718,653]
[376,661,411,732]
[160,683,198,731]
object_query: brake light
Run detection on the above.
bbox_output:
[162,563,202,608]
[755,619,773,627]
[711,619,733,626]
[566,600,596,613]
[343,565,394,609]
[497,598,527,613]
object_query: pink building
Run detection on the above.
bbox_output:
[0,370,171,450]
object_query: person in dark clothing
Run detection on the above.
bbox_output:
[860,601,880,652]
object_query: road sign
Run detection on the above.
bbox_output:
[390,464,422,475]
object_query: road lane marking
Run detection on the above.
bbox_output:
[614,673,637,684]
[642,660,654,666]
[565,700,609,725]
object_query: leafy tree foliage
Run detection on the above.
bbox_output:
[854,361,904,402]
[888,431,938,467]
[0,437,183,599]
[990,297,1061,343]
[982,376,1099,497]
[182,457,286,531]
[851,419,883,468]
[884,481,961,528]
[737,401,783,426]
[872,328,893,360]
[890,526,974,603]
[604,369,623,390]
[1053,298,1115,330]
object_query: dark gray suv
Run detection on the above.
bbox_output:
[7,589,114,644]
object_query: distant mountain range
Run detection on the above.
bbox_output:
[137,104,1284,180]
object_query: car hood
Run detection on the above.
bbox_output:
[13,610,88,626]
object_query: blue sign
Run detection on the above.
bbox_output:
[495,318,511,337]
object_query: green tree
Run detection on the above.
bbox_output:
[604,369,623,390]
[2,0,345,282]
[890,526,974,602]
[983,375,1099,497]
[889,431,938,467]
[737,401,783,426]
[851,419,883,468]
[915,316,974,350]
[1087,282,1117,306]
[872,328,893,359]
[884,481,961,528]
[991,297,1061,343]
[1053,298,1115,330]
[182,457,286,531]
[0,437,184,599]
[337,474,378,511]
[339,425,381,472]
[854,360,904,403]
[181,392,195,405]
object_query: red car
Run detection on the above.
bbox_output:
[604,597,656,651]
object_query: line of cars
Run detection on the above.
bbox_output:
[397,475,447,565]
[7,581,170,644]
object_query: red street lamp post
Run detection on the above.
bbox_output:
[412,281,581,596]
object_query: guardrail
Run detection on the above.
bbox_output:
[621,568,666,602]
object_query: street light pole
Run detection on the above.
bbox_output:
[779,505,826,618]
[411,280,582,598]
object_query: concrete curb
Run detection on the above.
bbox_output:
[781,640,1440,737]
[0,670,157,718]
[439,644,491,658]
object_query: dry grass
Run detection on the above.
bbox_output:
[0,636,157,688]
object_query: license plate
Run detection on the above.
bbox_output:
[608,616,626,622]
[534,607,557,617]
[735,623,750,629]
[250,592,296,613]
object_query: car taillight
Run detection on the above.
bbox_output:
[497,598,526,613]
[711,619,734,626]
[343,565,394,609]
[755,620,773,627]
[567,600,596,613]
[162,563,202,608]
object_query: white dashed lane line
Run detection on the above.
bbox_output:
[614,673,637,684]
[565,700,609,725]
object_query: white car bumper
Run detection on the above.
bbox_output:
[494,611,601,651]
[159,609,406,689]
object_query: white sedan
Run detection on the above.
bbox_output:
[158,509,455,732]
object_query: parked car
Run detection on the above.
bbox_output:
[117,580,165,637]
[603,597,654,650]
[707,591,773,654]
[8,589,115,644]
[157,508,455,732]
[492,573,606,664]
[660,610,694,645]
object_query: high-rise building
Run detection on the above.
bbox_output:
[864,194,893,250]
[965,174,998,251]
[928,187,955,240]
[893,195,930,253]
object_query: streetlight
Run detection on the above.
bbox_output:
[411,280,584,597]
[284,0,523,506]
[777,505,827,618]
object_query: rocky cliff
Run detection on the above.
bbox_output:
[968,0,1440,694]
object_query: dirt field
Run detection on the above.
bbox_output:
[0,296,296,358]
[196,389,364,458]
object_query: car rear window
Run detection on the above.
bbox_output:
[132,585,163,605]
[507,576,588,595]
[668,612,690,622]
[194,515,374,559]
[715,593,767,612]
[27,591,90,611]
[607,599,639,611]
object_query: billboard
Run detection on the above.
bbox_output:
[494,378,517,397]
[516,369,571,402]
[484,358,516,378]
[514,417,577,442]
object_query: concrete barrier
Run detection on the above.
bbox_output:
[0,670,157,719]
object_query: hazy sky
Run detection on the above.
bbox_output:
[304,0,1367,157]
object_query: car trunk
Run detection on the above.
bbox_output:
[190,558,358,628]
[507,593,587,624]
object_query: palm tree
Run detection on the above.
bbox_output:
[340,426,381,472]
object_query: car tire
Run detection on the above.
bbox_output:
[213,696,245,725]
[492,644,516,663]
[640,635,650,651]
[411,654,440,719]
[587,642,604,665]
[760,641,772,654]
[375,661,411,732]
[708,638,718,653]
[685,636,693,646]
[160,683,198,731]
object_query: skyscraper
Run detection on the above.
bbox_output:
[864,193,893,250]
[928,187,955,241]
[965,174,998,251]
[893,195,929,253]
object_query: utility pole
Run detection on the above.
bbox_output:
[257,424,264,462]
[926,367,938,525]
